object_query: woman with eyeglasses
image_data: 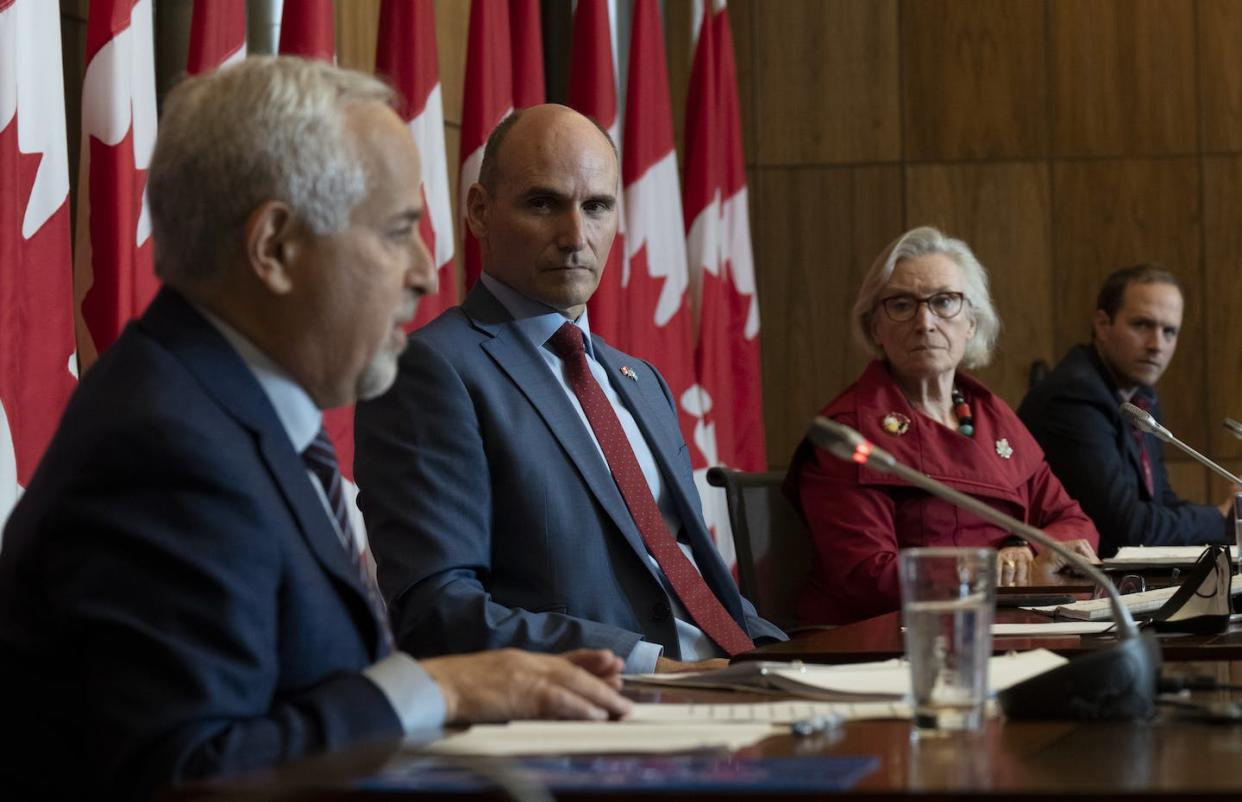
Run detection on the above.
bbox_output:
[785,226,1100,626]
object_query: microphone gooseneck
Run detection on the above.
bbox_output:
[806,416,1161,721]
[1223,417,1242,441]
[1120,403,1242,485]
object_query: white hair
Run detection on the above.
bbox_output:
[851,226,1001,369]
[147,56,394,284]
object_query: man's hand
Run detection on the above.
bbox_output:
[1033,538,1099,574]
[654,657,730,673]
[1216,484,1242,518]
[421,648,631,724]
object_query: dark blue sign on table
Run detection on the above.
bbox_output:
[359,755,879,794]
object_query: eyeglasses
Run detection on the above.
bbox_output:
[879,292,967,322]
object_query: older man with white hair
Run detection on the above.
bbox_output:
[0,57,628,802]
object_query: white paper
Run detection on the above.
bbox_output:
[1103,545,1237,567]
[992,622,1115,636]
[627,700,909,723]
[420,721,779,756]
[628,649,1067,699]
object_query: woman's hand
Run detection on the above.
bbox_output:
[1032,538,1099,576]
[996,546,1035,586]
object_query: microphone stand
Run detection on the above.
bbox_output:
[807,416,1162,721]
[1121,402,1242,485]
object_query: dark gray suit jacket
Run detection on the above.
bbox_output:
[1017,343,1229,556]
[355,283,783,659]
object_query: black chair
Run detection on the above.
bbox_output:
[706,466,813,632]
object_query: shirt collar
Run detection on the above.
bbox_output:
[193,303,322,453]
[479,272,596,359]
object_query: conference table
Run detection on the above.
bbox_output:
[168,606,1242,801]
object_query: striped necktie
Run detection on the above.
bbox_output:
[303,427,395,655]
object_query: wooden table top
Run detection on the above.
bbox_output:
[167,667,1242,800]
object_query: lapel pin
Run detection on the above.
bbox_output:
[620,365,638,382]
[881,412,910,436]
[995,438,1013,459]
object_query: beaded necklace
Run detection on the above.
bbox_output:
[952,387,974,437]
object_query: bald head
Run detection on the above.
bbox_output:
[465,104,620,319]
[478,104,618,195]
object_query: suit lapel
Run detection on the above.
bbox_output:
[140,289,386,656]
[462,287,662,579]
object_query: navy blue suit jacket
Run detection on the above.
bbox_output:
[1017,344,1229,556]
[0,290,401,801]
[354,283,783,660]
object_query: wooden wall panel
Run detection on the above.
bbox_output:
[754,0,900,165]
[1202,156,1242,457]
[1051,158,1204,449]
[905,163,1053,407]
[336,0,381,73]
[727,0,759,168]
[435,0,470,126]
[1051,0,1196,157]
[1199,1,1242,153]
[1166,462,1209,506]
[902,0,1048,161]
[754,166,903,465]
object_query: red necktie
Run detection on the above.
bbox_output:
[304,427,395,656]
[1128,396,1156,498]
[548,322,754,656]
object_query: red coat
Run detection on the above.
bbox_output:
[786,360,1100,626]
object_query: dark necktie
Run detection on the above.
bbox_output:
[547,322,754,656]
[1128,396,1156,498]
[303,427,395,655]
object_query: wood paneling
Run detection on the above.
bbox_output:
[1209,460,1242,505]
[434,0,470,126]
[754,165,903,464]
[1052,158,1204,448]
[905,163,1053,406]
[1199,0,1242,152]
[1202,156,1242,457]
[1166,461,1209,506]
[1051,0,1197,157]
[336,0,381,73]
[754,0,900,165]
[902,0,1048,161]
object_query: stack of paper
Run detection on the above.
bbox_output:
[626,649,1067,700]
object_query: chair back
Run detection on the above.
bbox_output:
[706,466,812,632]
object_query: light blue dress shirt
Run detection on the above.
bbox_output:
[198,306,446,734]
[479,273,724,672]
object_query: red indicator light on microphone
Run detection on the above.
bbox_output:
[852,441,872,464]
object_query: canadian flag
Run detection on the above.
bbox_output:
[376,0,454,329]
[567,0,625,345]
[186,0,246,75]
[458,0,512,290]
[72,0,158,369]
[278,0,335,61]
[620,0,698,461]
[509,0,544,108]
[684,0,766,565]
[0,0,77,536]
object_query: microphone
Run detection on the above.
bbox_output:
[1120,402,1242,485]
[1224,417,1242,441]
[807,416,1161,721]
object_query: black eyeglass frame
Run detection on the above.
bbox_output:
[878,291,968,322]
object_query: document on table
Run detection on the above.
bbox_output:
[421,721,780,757]
[1102,545,1237,568]
[626,648,1067,700]
[627,699,909,723]
[992,621,1116,636]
